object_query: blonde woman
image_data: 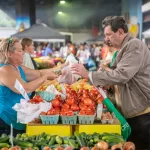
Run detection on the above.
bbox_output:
[0,37,59,135]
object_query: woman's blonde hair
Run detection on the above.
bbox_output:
[20,38,33,51]
[0,37,19,64]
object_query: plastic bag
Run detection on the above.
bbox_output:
[13,100,51,124]
[46,84,66,100]
[57,54,80,85]
[88,57,97,71]
[97,87,131,140]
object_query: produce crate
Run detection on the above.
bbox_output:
[26,123,73,136]
[78,115,95,124]
[36,91,55,101]
[40,115,59,124]
[74,119,121,135]
[61,115,77,124]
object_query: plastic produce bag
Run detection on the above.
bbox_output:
[13,100,51,124]
[88,57,97,71]
[57,54,80,85]
[46,84,66,100]
[97,87,131,140]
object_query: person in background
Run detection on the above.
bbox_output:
[44,43,53,56]
[92,43,101,68]
[0,37,65,135]
[60,41,72,59]
[76,44,90,70]
[21,38,38,70]
[71,16,150,149]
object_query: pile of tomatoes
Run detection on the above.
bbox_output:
[40,85,104,116]
[29,95,44,104]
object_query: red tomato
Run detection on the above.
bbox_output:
[40,112,47,115]
[78,88,83,95]
[78,110,86,115]
[83,98,93,106]
[80,105,88,111]
[60,111,67,116]
[47,110,54,115]
[66,98,75,105]
[52,99,60,108]
[66,111,74,116]
[71,104,79,111]
[63,103,70,109]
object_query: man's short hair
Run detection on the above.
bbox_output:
[102,16,128,33]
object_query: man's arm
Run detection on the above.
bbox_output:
[91,41,143,87]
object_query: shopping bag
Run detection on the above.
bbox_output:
[97,87,131,140]
[57,54,80,84]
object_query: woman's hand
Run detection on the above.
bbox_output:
[47,71,59,80]
[70,62,88,79]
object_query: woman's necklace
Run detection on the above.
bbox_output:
[9,64,19,72]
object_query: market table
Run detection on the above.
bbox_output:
[26,118,121,136]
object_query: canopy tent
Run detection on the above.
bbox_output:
[143,28,150,39]
[86,34,105,42]
[11,23,65,42]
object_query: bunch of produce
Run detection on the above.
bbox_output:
[28,95,44,104]
[34,57,64,69]
[0,132,135,150]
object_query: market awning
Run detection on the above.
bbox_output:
[11,23,65,42]
[143,28,150,38]
[86,34,105,42]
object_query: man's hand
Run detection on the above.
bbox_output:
[70,62,89,79]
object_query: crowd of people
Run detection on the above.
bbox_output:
[0,16,150,150]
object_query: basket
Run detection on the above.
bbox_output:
[61,115,77,124]
[36,91,55,101]
[40,115,59,124]
[78,114,96,124]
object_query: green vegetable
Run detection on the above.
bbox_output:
[46,134,51,141]
[33,146,39,150]
[102,135,124,142]
[68,139,78,149]
[56,136,63,144]
[49,136,56,145]
[0,135,9,143]
[75,134,85,147]
[63,137,69,144]
[0,143,10,148]
[13,139,33,147]
[21,133,28,139]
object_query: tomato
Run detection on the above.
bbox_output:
[78,110,86,115]
[71,104,79,111]
[78,88,83,96]
[66,98,75,105]
[47,110,54,115]
[86,110,95,115]
[52,99,60,108]
[61,107,70,112]
[60,111,67,116]
[83,98,93,106]
[79,102,85,109]
[40,112,47,115]
[80,105,88,111]
[62,103,70,109]
[66,111,74,116]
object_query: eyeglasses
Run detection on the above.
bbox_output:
[7,37,13,52]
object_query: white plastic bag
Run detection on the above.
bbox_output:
[13,100,51,124]
[46,84,66,100]
[57,54,80,85]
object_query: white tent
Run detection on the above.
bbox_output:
[143,28,150,38]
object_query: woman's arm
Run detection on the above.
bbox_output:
[0,66,48,94]
[21,63,67,82]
